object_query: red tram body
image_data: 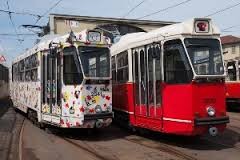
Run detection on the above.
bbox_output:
[225,61,240,106]
[111,18,229,136]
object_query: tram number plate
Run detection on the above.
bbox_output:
[42,114,51,122]
[52,116,60,124]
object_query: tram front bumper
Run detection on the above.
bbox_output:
[193,116,229,136]
[194,116,230,126]
[84,112,114,128]
[84,112,114,120]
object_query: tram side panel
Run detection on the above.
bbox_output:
[11,53,41,114]
[225,82,240,105]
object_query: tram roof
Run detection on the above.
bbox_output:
[12,29,110,64]
[111,18,220,55]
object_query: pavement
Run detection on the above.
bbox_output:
[0,100,10,118]
[0,105,24,160]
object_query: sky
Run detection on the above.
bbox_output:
[0,0,240,66]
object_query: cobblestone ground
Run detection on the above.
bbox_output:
[0,106,24,160]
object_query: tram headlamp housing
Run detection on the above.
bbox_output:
[206,106,215,117]
[95,105,102,113]
[106,106,112,112]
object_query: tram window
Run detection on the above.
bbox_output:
[117,51,129,83]
[185,38,224,75]
[63,47,83,85]
[111,56,116,84]
[19,60,25,81]
[79,47,110,78]
[23,54,39,82]
[164,40,193,84]
[133,51,140,105]
[31,69,38,81]
[13,64,16,81]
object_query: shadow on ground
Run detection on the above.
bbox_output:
[0,99,11,118]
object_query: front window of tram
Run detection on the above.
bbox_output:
[78,47,110,78]
[184,39,224,75]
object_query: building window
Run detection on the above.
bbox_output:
[116,51,128,83]
[232,46,236,54]
[227,62,236,81]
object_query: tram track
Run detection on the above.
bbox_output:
[18,115,240,160]
[18,118,25,160]
[61,137,117,160]
[123,136,197,160]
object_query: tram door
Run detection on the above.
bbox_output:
[42,51,61,120]
[133,45,162,120]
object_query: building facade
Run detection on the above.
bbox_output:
[48,14,175,43]
[221,35,240,81]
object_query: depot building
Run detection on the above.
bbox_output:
[48,13,175,42]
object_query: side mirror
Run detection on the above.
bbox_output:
[49,47,57,58]
[49,42,58,58]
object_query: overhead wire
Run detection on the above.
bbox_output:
[0,33,36,36]
[205,2,240,17]
[34,0,63,25]
[0,9,41,18]
[6,0,22,43]
[221,24,240,32]
[136,0,192,19]
[122,0,147,18]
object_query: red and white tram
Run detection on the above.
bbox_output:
[225,61,240,108]
[111,18,229,136]
[11,29,113,128]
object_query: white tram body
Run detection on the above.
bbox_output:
[11,30,113,128]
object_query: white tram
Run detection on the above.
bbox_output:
[11,30,113,128]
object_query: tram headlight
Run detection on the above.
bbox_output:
[206,106,215,117]
[95,105,102,113]
[106,106,112,112]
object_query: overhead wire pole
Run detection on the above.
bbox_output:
[122,0,147,18]
[136,0,192,19]
[204,2,240,17]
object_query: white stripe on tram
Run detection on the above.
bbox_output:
[163,117,192,123]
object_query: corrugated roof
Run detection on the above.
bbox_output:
[220,35,240,45]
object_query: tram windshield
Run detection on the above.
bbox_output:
[78,46,110,78]
[184,38,224,75]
